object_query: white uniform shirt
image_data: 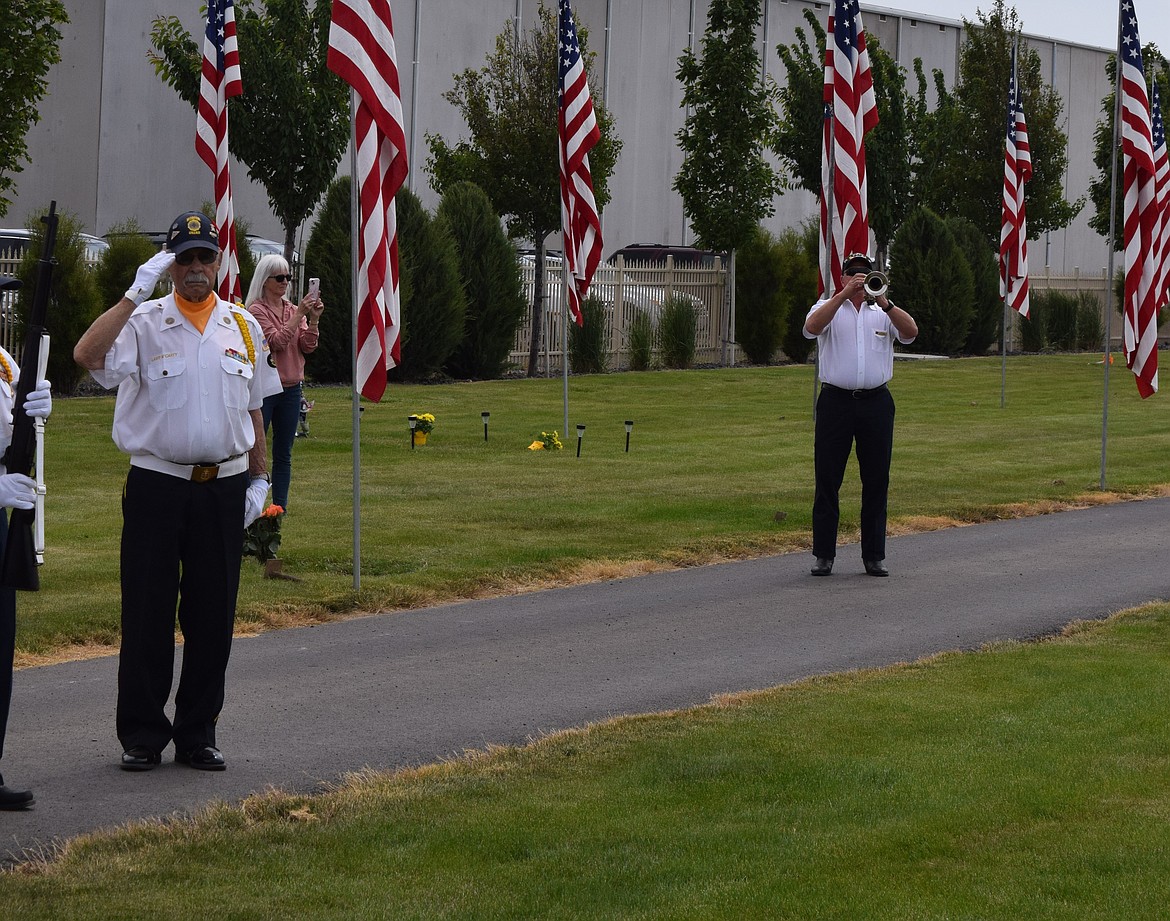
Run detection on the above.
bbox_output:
[804,299,916,391]
[90,294,283,464]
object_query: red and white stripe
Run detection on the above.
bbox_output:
[819,0,878,295]
[328,0,408,402]
[196,0,243,304]
[558,0,602,326]
[1119,0,1159,398]
[999,44,1032,317]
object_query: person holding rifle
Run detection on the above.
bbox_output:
[74,212,281,773]
[0,275,53,809]
[803,252,917,578]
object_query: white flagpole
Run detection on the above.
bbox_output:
[348,89,362,591]
[1100,2,1125,490]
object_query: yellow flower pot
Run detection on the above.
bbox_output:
[413,431,428,446]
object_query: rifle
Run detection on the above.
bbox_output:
[1,201,57,590]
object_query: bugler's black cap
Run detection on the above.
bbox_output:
[843,252,873,274]
[166,212,219,254]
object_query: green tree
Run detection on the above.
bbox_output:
[93,220,161,310]
[945,216,1002,355]
[676,0,783,255]
[395,188,466,381]
[734,226,787,365]
[148,0,349,261]
[780,220,821,365]
[774,10,912,261]
[303,176,353,384]
[436,182,527,380]
[909,0,1081,246]
[888,206,973,356]
[427,3,620,377]
[0,0,68,217]
[1088,45,1169,245]
[16,209,102,394]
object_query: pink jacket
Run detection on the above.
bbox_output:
[247,298,320,387]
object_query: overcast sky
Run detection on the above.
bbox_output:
[874,1,1169,55]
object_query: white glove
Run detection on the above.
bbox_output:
[243,478,270,528]
[125,251,176,305]
[23,380,52,419]
[0,473,36,511]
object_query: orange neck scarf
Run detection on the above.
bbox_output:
[174,291,216,334]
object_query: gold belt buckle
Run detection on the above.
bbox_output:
[190,464,220,483]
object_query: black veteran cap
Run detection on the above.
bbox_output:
[166,211,219,254]
[843,252,873,274]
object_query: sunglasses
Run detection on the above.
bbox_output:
[270,274,293,283]
[174,249,218,266]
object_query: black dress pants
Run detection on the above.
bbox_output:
[117,467,246,754]
[0,511,14,764]
[812,384,896,561]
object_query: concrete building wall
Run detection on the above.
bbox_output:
[6,0,1115,274]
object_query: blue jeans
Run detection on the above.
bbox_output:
[261,382,301,510]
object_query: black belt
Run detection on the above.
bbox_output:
[820,382,888,400]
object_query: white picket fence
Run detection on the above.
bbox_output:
[512,254,733,373]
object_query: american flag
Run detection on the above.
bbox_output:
[1149,80,1169,314]
[558,0,602,326]
[999,43,1032,317]
[819,0,878,296]
[1119,0,1159,398]
[328,0,408,402]
[196,0,243,304]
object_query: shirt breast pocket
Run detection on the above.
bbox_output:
[871,329,890,351]
[220,356,254,410]
[145,356,187,412]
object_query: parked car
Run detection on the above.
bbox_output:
[605,243,721,268]
[0,228,109,262]
[246,234,299,265]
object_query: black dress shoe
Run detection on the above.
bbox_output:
[811,557,834,576]
[0,783,34,810]
[864,559,889,577]
[176,745,226,771]
[121,746,162,771]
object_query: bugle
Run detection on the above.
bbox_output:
[863,270,889,302]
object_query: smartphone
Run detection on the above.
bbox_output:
[307,277,320,299]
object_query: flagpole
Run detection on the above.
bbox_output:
[348,89,362,591]
[1000,39,1017,411]
[816,111,836,418]
[1101,2,1125,491]
[562,254,570,437]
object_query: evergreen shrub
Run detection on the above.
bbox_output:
[437,182,525,379]
[659,294,697,369]
[16,210,102,394]
[889,206,973,355]
[628,309,655,371]
[568,296,609,373]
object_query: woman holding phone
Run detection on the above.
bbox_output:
[245,255,323,511]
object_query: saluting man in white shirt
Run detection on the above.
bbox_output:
[803,252,918,578]
[74,212,282,773]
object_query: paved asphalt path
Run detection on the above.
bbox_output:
[3,498,1169,862]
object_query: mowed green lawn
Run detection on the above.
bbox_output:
[24,354,1168,657]
[3,355,1169,918]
